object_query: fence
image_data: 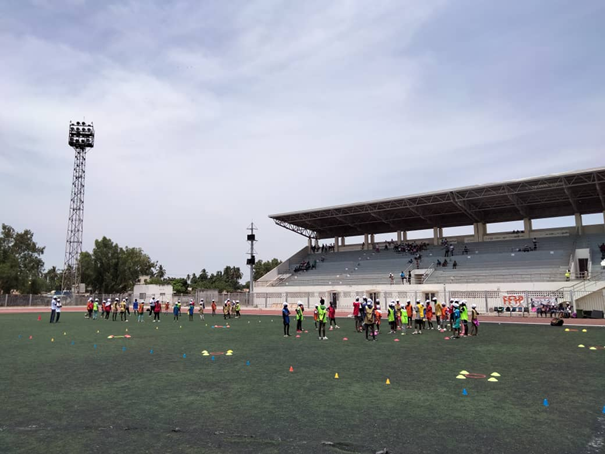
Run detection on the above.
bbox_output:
[1,291,252,308]
[253,288,605,314]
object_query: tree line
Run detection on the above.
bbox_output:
[0,223,282,295]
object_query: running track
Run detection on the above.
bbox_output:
[2,306,604,326]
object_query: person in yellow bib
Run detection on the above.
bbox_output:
[387,302,396,334]
[120,299,127,322]
[413,300,424,334]
[364,300,376,341]
[434,298,442,331]
[460,301,469,336]
[317,299,328,340]
[400,304,408,335]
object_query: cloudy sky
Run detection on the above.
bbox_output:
[1,0,604,278]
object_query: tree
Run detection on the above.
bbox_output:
[155,264,167,280]
[253,258,282,281]
[44,266,62,292]
[0,224,45,294]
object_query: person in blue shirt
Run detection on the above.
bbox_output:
[133,299,139,315]
[188,301,194,321]
[282,302,291,337]
[173,301,180,321]
[452,303,461,339]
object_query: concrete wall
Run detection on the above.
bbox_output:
[132,284,173,302]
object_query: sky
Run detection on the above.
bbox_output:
[1,0,604,279]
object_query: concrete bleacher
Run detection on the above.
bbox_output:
[276,235,585,286]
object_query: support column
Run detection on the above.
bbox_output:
[433,227,440,246]
[523,218,532,238]
[397,231,402,243]
[363,233,369,250]
[334,237,340,252]
[474,222,486,242]
[602,211,605,233]
[308,237,312,253]
[340,237,346,247]
[402,231,407,242]
[370,234,375,247]
[314,238,319,248]
[575,213,583,235]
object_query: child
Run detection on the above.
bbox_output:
[460,301,469,336]
[317,299,328,340]
[440,302,447,332]
[452,303,461,338]
[406,300,413,329]
[199,301,205,320]
[173,302,180,321]
[133,299,139,318]
[352,297,361,332]
[434,298,441,331]
[364,301,375,341]
[230,301,236,318]
[235,300,241,318]
[86,299,93,319]
[92,298,99,320]
[112,298,119,321]
[149,299,155,317]
[295,302,304,332]
[282,302,291,337]
[328,303,339,330]
[165,301,170,312]
[104,299,111,320]
[188,301,194,321]
[395,300,402,330]
[413,300,424,334]
[400,303,408,335]
[387,302,396,334]
[374,303,382,335]
[137,300,145,322]
[223,303,229,320]
[120,299,127,321]
[426,301,434,330]
[211,300,217,316]
[153,299,161,322]
[55,298,62,323]
[470,303,479,336]
[313,305,319,330]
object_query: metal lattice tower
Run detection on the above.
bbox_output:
[61,121,95,294]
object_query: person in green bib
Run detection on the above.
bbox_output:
[460,301,469,336]
[400,303,408,335]
[295,302,304,333]
[364,300,376,341]
[317,299,328,340]
[92,299,99,320]
[387,302,396,334]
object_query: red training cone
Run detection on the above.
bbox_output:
[289,366,294,372]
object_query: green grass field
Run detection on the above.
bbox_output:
[1,312,604,454]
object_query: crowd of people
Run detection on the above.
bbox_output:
[281,296,479,341]
[49,296,243,323]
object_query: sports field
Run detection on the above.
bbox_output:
[1,313,604,454]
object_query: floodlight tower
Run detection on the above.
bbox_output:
[246,223,257,297]
[61,121,95,294]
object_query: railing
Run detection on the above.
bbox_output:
[421,262,436,283]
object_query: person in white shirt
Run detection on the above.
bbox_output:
[55,298,63,323]
[50,296,57,323]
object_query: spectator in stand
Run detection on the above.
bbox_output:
[389,273,394,285]
[599,243,605,259]
[463,245,469,255]
[565,269,571,281]
[400,270,406,284]
[450,245,455,256]
[436,259,441,267]
[453,260,458,269]
[442,259,448,267]
[533,238,538,250]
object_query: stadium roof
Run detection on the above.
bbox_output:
[270,167,605,239]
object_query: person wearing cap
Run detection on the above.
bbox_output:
[104,299,111,319]
[188,300,195,321]
[153,298,161,322]
[317,298,328,340]
[50,296,57,323]
[373,301,382,335]
[86,298,93,319]
[426,300,434,330]
[198,300,205,320]
[211,300,217,316]
[137,300,145,322]
[387,302,396,334]
[352,297,361,332]
[133,298,139,317]
[395,299,402,330]
[55,298,63,322]
[295,302,304,333]
[470,304,479,336]
[313,304,319,330]
[328,302,339,330]
[451,303,461,338]
[400,302,408,335]
[364,300,376,341]
[125,297,130,317]
[223,302,230,320]
[282,302,291,337]
[235,300,241,318]
[173,300,181,321]
[413,300,424,334]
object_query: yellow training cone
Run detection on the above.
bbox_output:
[578,344,585,348]
[125,329,128,332]
[96,330,100,333]
[227,350,233,353]
[63,332,66,336]
[582,329,587,333]
[459,370,469,375]
[334,373,339,379]
[488,378,499,382]
[564,328,570,332]
[589,347,597,350]
[51,338,54,342]
[491,372,501,377]
[226,352,232,356]
[456,375,467,379]
[385,378,391,385]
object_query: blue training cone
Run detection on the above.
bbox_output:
[183,354,186,358]
[150,349,153,354]
[602,406,605,414]
[246,360,250,366]
[462,389,468,396]
[122,346,126,351]
[71,341,75,345]
[543,399,549,407]
[211,356,215,361]
[94,344,97,349]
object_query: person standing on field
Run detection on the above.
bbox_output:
[282,302,291,337]
[50,296,57,323]
[364,300,376,341]
[317,299,328,340]
[211,300,217,316]
[55,298,62,323]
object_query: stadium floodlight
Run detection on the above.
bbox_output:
[62,120,96,294]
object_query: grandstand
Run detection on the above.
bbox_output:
[257,168,605,315]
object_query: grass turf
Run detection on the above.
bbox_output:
[0,313,604,454]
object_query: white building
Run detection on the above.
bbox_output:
[132,284,173,303]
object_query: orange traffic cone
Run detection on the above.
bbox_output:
[289,366,294,373]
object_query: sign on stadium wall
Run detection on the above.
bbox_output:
[502,294,525,307]
[528,296,558,307]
